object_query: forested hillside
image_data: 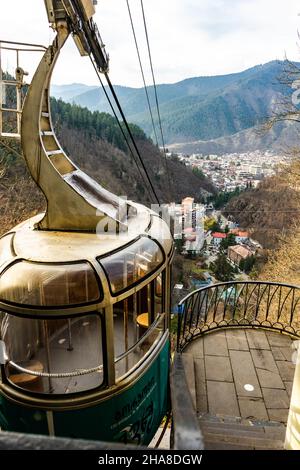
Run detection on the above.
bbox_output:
[52,60,299,148]
[51,99,147,154]
[222,159,300,288]
[51,99,215,201]
[0,141,45,236]
[224,160,300,249]
[0,98,215,236]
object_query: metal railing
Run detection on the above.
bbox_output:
[0,40,45,139]
[177,281,300,352]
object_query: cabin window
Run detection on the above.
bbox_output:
[114,273,166,380]
[0,313,103,394]
[0,261,102,306]
[99,237,164,294]
[0,234,14,269]
[154,274,163,316]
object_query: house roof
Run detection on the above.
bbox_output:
[229,245,252,259]
[212,232,226,239]
[237,231,249,238]
[230,229,249,238]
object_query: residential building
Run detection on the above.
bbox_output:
[228,244,253,265]
[212,232,226,246]
[168,197,205,254]
[230,229,249,244]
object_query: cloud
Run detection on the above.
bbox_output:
[0,0,299,87]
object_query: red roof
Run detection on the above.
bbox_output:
[230,229,249,238]
[212,232,226,239]
[237,231,249,238]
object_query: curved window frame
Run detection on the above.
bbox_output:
[114,313,167,382]
[0,310,106,397]
[0,233,15,269]
[98,236,166,297]
[0,259,103,309]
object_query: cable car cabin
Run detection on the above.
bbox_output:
[0,1,174,446]
[0,209,173,445]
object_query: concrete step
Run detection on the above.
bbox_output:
[199,412,285,428]
[202,424,285,439]
[201,420,285,433]
[203,432,284,450]
[199,412,285,450]
[205,442,255,450]
[200,420,285,436]
[198,413,285,427]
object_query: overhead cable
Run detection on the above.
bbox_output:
[91,58,158,204]
[104,71,160,205]
[125,0,159,148]
[140,0,172,201]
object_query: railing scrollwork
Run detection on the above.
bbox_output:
[177,281,300,352]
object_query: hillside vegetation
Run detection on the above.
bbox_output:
[225,160,300,249]
[0,99,214,236]
[258,227,300,285]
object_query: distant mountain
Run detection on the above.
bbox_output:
[51,83,98,102]
[51,60,299,150]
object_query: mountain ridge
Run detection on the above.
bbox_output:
[51,60,299,151]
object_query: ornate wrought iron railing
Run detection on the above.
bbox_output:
[177,281,300,352]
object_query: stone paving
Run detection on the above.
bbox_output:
[184,329,296,424]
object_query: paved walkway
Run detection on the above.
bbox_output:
[184,329,296,424]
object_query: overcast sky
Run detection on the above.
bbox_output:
[0,0,300,87]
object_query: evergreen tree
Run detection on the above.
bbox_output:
[175,238,184,253]
[220,233,236,251]
[239,255,256,274]
[210,253,235,282]
[192,167,205,179]
[208,187,242,209]
[50,97,148,155]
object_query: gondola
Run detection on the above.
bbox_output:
[0,0,173,446]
